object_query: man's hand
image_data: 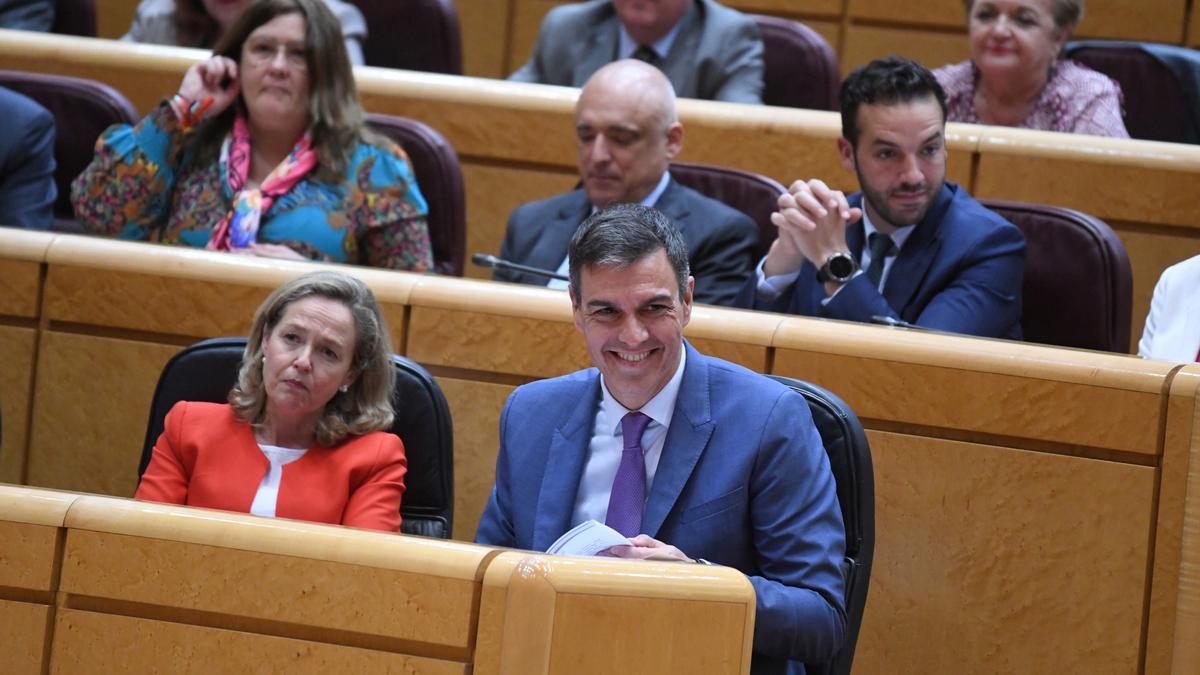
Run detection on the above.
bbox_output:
[601,534,694,562]
[763,179,862,278]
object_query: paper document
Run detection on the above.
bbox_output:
[546,519,630,556]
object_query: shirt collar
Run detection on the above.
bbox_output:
[861,204,916,251]
[618,18,685,61]
[598,344,686,434]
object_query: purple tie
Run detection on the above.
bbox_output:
[605,412,652,537]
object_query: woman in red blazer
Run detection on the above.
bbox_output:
[136,271,406,532]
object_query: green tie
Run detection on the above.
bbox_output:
[865,232,897,288]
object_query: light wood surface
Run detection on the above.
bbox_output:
[1,599,49,675]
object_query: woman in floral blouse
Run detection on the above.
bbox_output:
[933,0,1128,138]
[73,0,434,271]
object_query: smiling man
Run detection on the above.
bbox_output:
[477,203,847,674]
[495,59,757,306]
[734,56,1026,339]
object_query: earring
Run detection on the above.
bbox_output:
[339,385,349,393]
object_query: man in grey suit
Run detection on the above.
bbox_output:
[496,59,758,306]
[510,0,763,104]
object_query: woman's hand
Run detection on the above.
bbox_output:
[178,56,241,118]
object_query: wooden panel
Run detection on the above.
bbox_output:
[60,527,482,650]
[771,320,1166,456]
[0,599,49,675]
[0,259,41,318]
[508,0,561,78]
[410,304,585,377]
[27,332,178,496]
[726,0,841,16]
[1190,0,1200,48]
[1145,368,1200,674]
[95,0,140,40]
[854,431,1154,673]
[457,0,513,79]
[1163,366,1200,673]
[842,24,969,75]
[848,0,963,28]
[50,610,466,674]
[0,326,36,483]
[0,522,60,592]
[460,163,578,281]
[1073,0,1186,43]
[805,20,841,56]
[477,552,755,674]
[436,377,515,541]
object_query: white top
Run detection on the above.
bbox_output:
[570,347,687,528]
[1139,254,1200,362]
[248,443,309,518]
[548,171,674,290]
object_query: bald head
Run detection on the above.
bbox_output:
[575,59,684,208]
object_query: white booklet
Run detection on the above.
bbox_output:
[546,519,630,557]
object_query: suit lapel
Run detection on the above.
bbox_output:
[531,374,601,551]
[659,5,702,95]
[880,186,951,315]
[656,179,691,232]
[526,192,590,281]
[643,342,714,538]
[575,12,619,84]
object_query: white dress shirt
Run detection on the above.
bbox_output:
[570,347,687,528]
[617,16,686,61]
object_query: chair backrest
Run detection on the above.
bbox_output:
[983,199,1133,353]
[750,14,840,111]
[366,113,466,276]
[138,337,455,538]
[349,0,462,74]
[767,376,874,675]
[50,0,97,36]
[0,69,137,230]
[1065,41,1196,144]
[668,161,785,260]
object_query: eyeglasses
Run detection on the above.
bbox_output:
[244,40,309,70]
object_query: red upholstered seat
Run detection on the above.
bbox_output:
[668,161,785,261]
[350,0,462,74]
[750,14,840,111]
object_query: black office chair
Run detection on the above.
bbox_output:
[767,376,874,675]
[138,337,454,538]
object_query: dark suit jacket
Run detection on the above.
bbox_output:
[496,179,758,306]
[475,342,846,673]
[736,182,1026,339]
[0,86,55,230]
[509,0,763,104]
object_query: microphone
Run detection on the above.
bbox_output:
[869,315,927,331]
[472,253,569,282]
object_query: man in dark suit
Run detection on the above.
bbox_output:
[496,58,758,306]
[735,57,1026,339]
[478,203,846,674]
[0,86,56,230]
[509,0,763,104]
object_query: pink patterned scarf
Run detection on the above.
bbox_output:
[207,113,318,251]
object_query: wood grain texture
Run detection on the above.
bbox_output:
[0,599,50,675]
[60,528,480,649]
[0,260,41,318]
[1166,366,1200,673]
[434,377,515,541]
[50,609,467,675]
[26,333,178,496]
[458,0,511,79]
[841,24,969,75]
[0,326,36,483]
[0,521,60,592]
[854,431,1155,673]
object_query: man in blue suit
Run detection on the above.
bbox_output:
[735,57,1025,339]
[476,203,846,673]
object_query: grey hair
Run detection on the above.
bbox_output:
[568,203,690,303]
[230,271,395,446]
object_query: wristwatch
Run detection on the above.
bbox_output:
[816,252,858,284]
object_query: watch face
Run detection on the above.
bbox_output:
[828,254,855,280]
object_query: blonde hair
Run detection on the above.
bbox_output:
[230,271,395,445]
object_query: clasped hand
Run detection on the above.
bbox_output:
[763,179,863,278]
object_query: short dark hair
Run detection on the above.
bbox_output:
[840,56,947,148]
[568,203,690,302]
